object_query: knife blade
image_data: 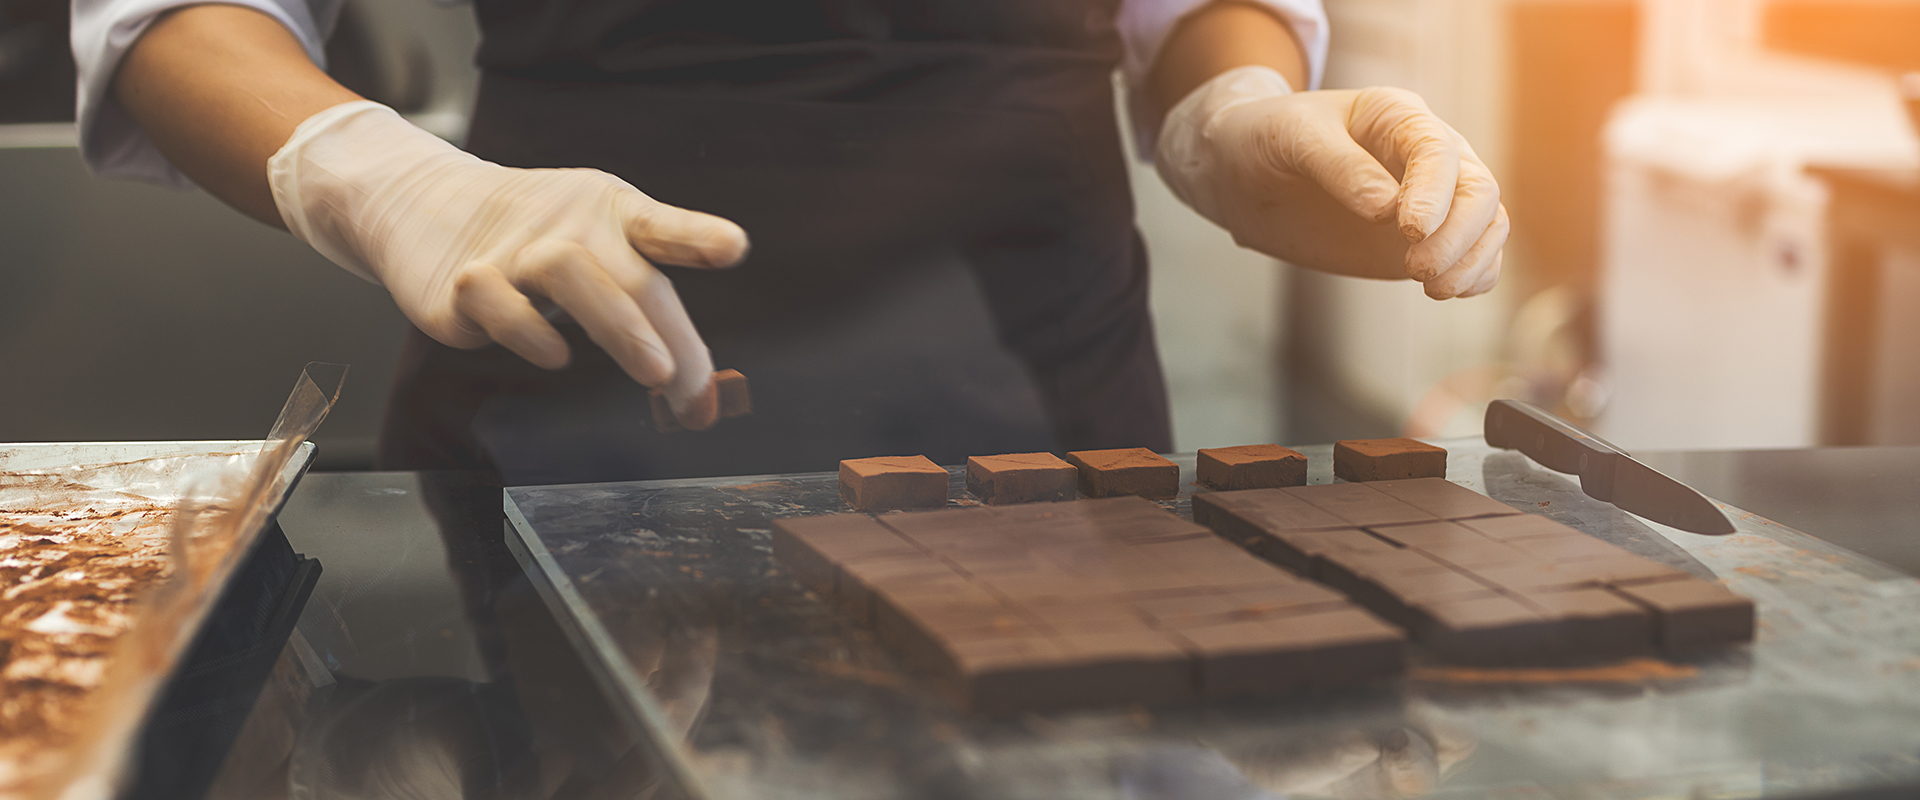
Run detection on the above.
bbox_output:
[1484,399,1735,535]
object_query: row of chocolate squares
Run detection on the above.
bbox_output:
[840,438,1451,511]
[772,507,1406,712]
[1194,487,1756,663]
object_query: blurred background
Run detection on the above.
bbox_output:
[0,0,1916,469]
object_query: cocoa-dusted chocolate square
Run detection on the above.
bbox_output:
[1196,444,1308,491]
[839,455,949,511]
[714,368,751,418]
[649,368,753,433]
[1064,448,1180,499]
[1365,477,1521,520]
[1612,578,1755,651]
[1333,438,1448,482]
[1520,588,1654,660]
[967,452,1078,505]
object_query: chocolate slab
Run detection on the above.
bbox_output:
[1196,444,1308,491]
[1365,477,1522,520]
[839,455,949,511]
[1287,483,1437,528]
[1063,448,1180,499]
[776,494,1414,712]
[1333,438,1448,482]
[1189,488,1755,665]
[967,453,1078,505]
[1520,588,1654,660]
[1612,578,1755,651]
[648,368,753,433]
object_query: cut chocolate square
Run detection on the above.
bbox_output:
[770,514,920,596]
[649,368,753,433]
[1365,477,1521,520]
[1506,534,1635,564]
[1177,610,1404,698]
[1333,438,1448,482]
[1407,537,1532,571]
[1364,520,1490,550]
[1196,444,1308,491]
[714,368,751,418]
[1519,588,1654,660]
[1051,630,1197,707]
[1063,448,1181,499]
[1455,514,1583,542]
[1611,578,1755,651]
[1286,483,1437,528]
[840,455,949,511]
[1258,528,1400,576]
[967,452,1078,505]
[1192,489,1350,549]
[1408,594,1560,665]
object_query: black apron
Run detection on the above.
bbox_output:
[375,0,1173,484]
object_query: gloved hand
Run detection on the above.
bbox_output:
[267,101,749,428]
[1156,66,1507,299]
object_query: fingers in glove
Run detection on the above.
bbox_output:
[1460,249,1505,298]
[615,190,751,269]
[1422,204,1509,300]
[518,238,677,386]
[1275,109,1400,224]
[633,269,721,430]
[453,264,571,368]
[1347,88,1466,242]
[1404,160,1502,282]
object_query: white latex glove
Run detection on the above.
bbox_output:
[1157,66,1507,299]
[267,101,749,427]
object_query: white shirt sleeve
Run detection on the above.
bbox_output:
[71,0,345,188]
[1116,0,1329,156]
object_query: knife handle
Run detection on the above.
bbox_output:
[1483,400,1622,501]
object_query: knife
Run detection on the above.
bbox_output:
[1483,399,1735,535]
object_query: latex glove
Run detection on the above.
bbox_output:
[1157,66,1507,299]
[267,101,748,427]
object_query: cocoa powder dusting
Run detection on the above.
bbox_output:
[0,480,237,794]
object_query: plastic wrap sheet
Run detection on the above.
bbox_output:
[0,364,344,800]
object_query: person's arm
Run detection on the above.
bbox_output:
[105,3,748,425]
[112,4,360,228]
[1147,2,1307,123]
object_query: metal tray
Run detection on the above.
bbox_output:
[0,440,316,800]
[505,438,1920,800]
